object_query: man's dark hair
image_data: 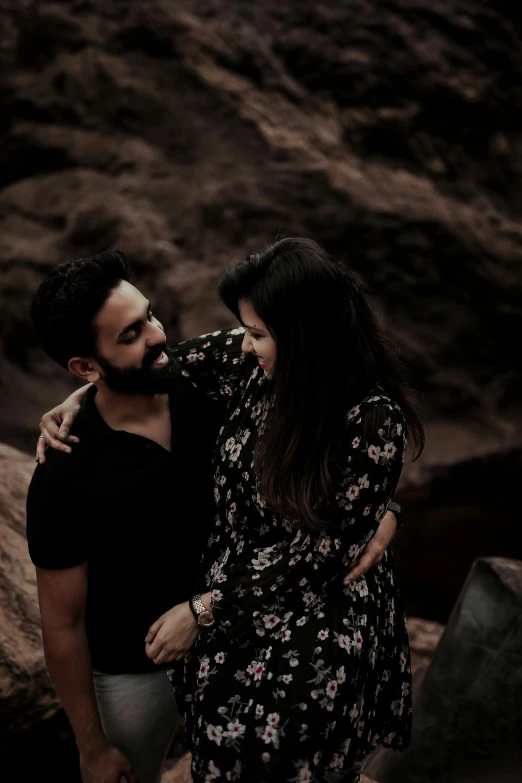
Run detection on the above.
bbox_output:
[30,250,132,369]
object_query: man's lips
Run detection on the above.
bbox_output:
[150,351,168,367]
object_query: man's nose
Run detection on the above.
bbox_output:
[147,321,166,347]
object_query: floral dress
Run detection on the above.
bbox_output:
[172,329,412,783]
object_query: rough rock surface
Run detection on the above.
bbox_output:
[161,754,379,783]
[0,0,520,649]
[1,0,521,447]
[0,443,58,739]
[368,558,522,783]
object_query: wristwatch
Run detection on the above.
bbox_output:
[189,594,215,628]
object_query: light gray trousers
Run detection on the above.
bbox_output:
[93,669,179,783]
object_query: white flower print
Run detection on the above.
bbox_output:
[346,485,360,501]
[337,634,351,651]
[326,681,338,699]
[383,442,397,460]
[261,725,279,745]
[368,444,381,463]
[229,443,242,462]
[317,537,331,555]
[206,724,224,745]
[204,759,222,782]
[252,556,271,571]
[179,343,410,780]
[330,753,344,769]
[263,614,280,629]
[226,720,245,739]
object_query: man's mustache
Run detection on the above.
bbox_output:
[142,343,169,368]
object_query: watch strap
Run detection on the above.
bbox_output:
[188,596,199,623]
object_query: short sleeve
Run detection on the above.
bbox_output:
[26,462,89,569]
[171,329,246,400]
[387,500,403,529]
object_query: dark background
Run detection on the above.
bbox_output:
[1,0,521,779]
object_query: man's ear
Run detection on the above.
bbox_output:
[68,356,101,384]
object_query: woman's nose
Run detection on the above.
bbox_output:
[241,334,252,353]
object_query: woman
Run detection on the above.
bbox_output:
[39,238,423,782]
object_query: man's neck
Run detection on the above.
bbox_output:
[93,385,169,431]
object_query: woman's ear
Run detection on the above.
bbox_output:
[68,356,100,384]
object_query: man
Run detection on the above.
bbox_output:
[27,250,401,783]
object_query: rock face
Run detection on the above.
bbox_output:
[0,443,59,740]
[367,558,522,783]
[0,1,521,625]
[1,0,521,442]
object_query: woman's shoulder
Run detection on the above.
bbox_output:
[347,386,403,422]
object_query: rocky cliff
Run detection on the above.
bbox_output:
[1,0,521,617]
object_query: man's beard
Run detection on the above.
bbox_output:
[97,343,180,395]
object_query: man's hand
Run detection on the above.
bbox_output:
[145,602,199,665]
[80,742,139,783]
[343,508,398,584]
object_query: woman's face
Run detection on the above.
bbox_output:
[238,298,276,377]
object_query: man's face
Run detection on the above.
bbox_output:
[92,280,179,394]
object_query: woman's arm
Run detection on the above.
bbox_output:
[36,328,246,461]
[206,396,406,639]
[172,327,246,400]
[36,384,92,463]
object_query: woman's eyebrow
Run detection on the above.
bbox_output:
[243,322,266,332]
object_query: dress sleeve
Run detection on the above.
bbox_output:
[171,328,246,400]
[207,397,406,640]
[387,500,404,530]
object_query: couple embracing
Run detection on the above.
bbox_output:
[28,237,422,783]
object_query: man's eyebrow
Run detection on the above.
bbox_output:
[117,301,151,338]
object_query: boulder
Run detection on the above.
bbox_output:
[0,443,59,740]
[367,558,522,783]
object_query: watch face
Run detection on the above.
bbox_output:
[198,610,215,628]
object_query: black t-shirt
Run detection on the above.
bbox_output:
[26,380,221,674]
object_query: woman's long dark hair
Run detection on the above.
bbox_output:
[218,237,424,530]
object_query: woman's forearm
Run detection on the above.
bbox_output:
[69,382,93,405]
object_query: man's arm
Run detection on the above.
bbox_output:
[36,565,138,783]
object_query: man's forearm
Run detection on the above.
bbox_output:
[42,624,106,754]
